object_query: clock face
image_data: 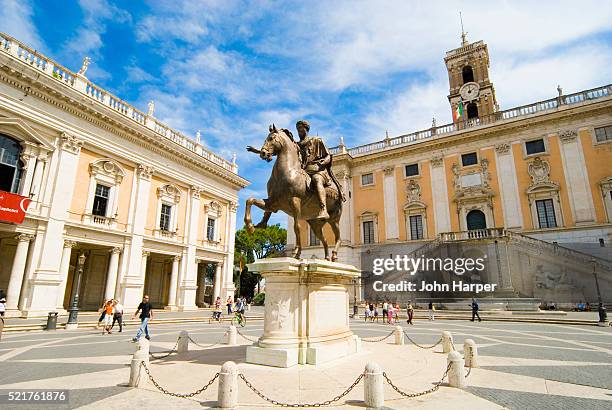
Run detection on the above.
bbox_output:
[460,82,480,101]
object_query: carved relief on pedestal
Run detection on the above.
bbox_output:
[267,294,291,331]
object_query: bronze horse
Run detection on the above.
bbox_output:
[244,125,343,261]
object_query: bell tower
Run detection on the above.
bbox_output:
[444,30,497,122]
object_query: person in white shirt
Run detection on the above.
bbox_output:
[111,299,124,332]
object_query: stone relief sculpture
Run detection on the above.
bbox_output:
[244,121,345,261]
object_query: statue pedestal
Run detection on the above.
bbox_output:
[246,257,361,367]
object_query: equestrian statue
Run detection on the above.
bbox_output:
[244,120,345,261]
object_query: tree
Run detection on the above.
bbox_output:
[234,224,286,298]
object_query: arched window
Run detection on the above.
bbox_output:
[0,134,23,193]
[466,210,486,230]
[467,103,479,119]
[462,66,474,84]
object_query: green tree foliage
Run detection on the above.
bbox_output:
[234,224,286,298]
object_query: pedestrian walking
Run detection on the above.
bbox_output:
[0,289,6,301]
[382,301,388,324]
[387,304,395,324]
[97,299,109,328]
[373,305,379,322]
[364,301,370,322]
[471,298,482,322]
[111,299,124,332]
[0,297,6,317]
[102,299,114,334]
[393,303,399,321]
[214,296,222,321]
[406,301,414,325]
[226,296,233,315]
[428,301,435,321]
[132,295,153,342]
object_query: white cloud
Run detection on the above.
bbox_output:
[0,0,45,50]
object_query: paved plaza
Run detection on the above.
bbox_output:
[0,317,610,409]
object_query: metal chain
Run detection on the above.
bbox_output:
[382,363,451,398]
[402,331,443,350]
[239,372,364,407]
[236,328,260,342]
[361,329,395,343]
[464,349,473,378]
[141,361,219,398]
[149,338,180,360]
[450,338,456,351]
[188,330,229,348]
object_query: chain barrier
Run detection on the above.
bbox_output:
[361,329,395,343]
[402,331,443,350]
[188,330,229,349]
[236,328,260,342]
[141,361,219,398]
[450,338,457,351]
[149,338,179,360]
[382,363,451,398]
[239,372,364,407]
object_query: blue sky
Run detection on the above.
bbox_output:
[3,0,612,228]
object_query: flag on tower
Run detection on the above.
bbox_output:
[453,99,464,121]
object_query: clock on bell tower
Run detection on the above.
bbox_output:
[444,32,498,123]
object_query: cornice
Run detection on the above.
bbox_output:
[346,99,612,167]
[0,55,249,189]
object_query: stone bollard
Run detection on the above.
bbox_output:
[218,361,238,409]
[129,349,150,387]
[463,339,478,368]
[364,362,384,409]
[394,326,404,345]
[227,325,237,346]
[442,331,454,353]
[177,330,189,353]
[137,337,150,354]
[447,351,467,388]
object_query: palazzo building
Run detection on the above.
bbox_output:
[0,33,248,317]
[289,36,612,306]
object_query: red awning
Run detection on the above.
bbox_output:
[0,190,31,224]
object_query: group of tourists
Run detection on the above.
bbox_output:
[97,298,124,334]
[212,295,249,321]
[363,301,438,324]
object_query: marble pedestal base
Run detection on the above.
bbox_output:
[245,258,361,367]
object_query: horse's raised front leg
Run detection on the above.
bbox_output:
[255,211,272,229]
[244,198,268,234]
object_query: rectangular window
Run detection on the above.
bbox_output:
[363,220,375,244]
[207,218,216,241]
[361,173,374,186]
[309,226,320,246]
[595,126,612,142]
[160,203,172,231]
[525,139,546,155]
[536,199,557,229]
[405,163,419,177]
[461,152,478,166]
[92,184,110,216]
[409,215,424,240]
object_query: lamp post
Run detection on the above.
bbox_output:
[66,253,87,329]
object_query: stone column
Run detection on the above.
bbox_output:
[167,255,180,308]
[56,240,77,309]
[18,151,36,197]
[213,262,223,300]
[222,202,238,299]
[104,247,122,301]
[6,234,34,310]
[338,171,353,243]
[140,251,149,279]
[29,154,47,201]
[558,130,596,224]
[429,156,452,234]
[382,166,399,240]
[494,143,523,229]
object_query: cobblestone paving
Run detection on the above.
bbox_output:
[0,318,610,409]
[466,387,612,410]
